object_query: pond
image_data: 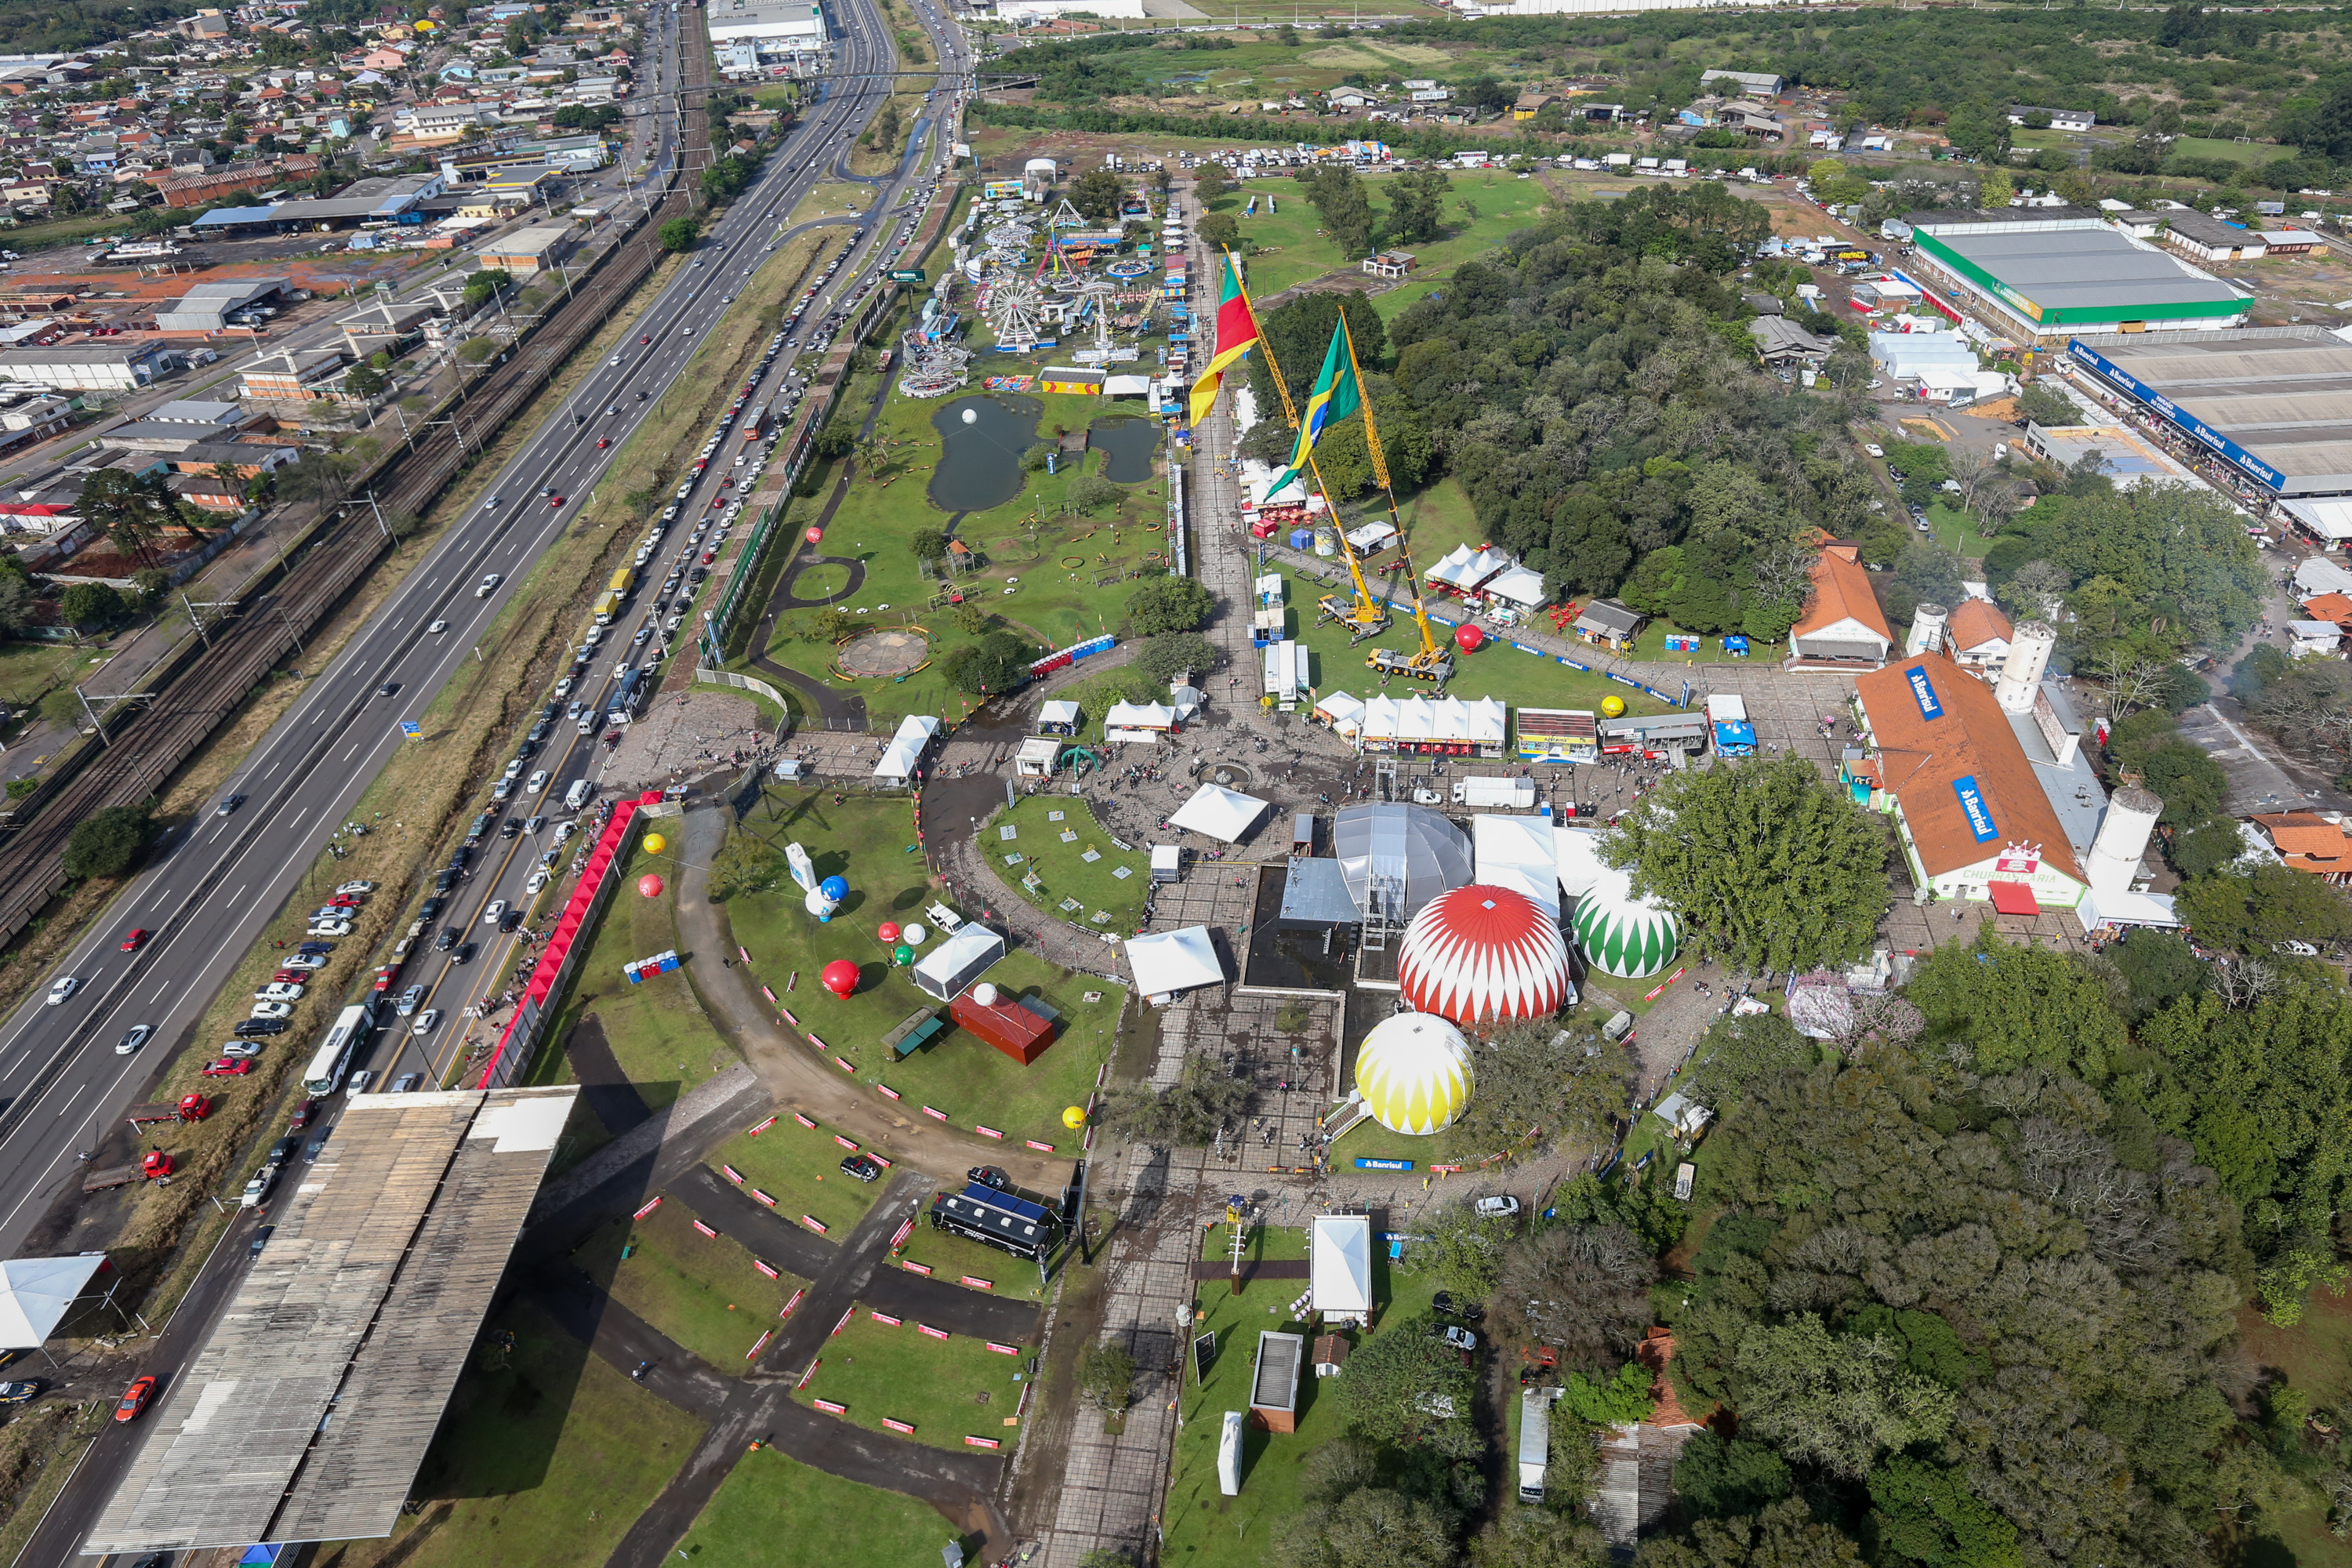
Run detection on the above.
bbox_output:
[930,394,1040,513]
[1088,417,1160,485]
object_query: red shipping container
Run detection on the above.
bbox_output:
[951,987,1054,1065]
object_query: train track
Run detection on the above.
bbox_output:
[0,39,713,946]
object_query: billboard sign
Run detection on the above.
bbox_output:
[1952,775,1999,842]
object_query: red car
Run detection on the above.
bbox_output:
[114,1376,155,1422]
[289,1098,319,1131]
[700,550,717,564]
[119,928,151,953]
[270,970,310,985]
[597,437,611,448]
[327,894,362,908]
[547,495,565,509]
[641,334,652,345]
[200,1058,252,1078]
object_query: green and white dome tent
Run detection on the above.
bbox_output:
[1570,866,1681,981]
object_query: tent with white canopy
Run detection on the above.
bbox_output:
[873,715,942,781]
[1123,927,1225,1003]
[1168,783,1272,844]
[0,1254,111,1348]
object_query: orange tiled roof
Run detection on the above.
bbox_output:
[2302,591,2352,625]
[1947,596,2013,652]
[1791,542,1893,646]
[1854,650,2084,881]
[2251,812,2351,873]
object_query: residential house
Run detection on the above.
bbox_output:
[1512,91,1559,121]
[1944,596,2013,670]
[2005,104,2095,131]
[240,346,354,401]
[175,10,231,38]
[1327,88,1383,111]
[2248,812,2352,884]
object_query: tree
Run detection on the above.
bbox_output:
[813,421,858,459]
[1134,632,1218,683]
[78,466,177,567]
[275,450,354,509]
[658,216,699,252]
[1450,1019,1632,1160]
[1732,1314,1957,1480]
[1639,1499,1868,1568]
[1333,1315,1478,1450]
[1688,1011,1813,1109]
[60,581,132,636]
[341,361,386,401]
[1276,22,1300,46]
[909,528,949,562]
[1601,757,1890,975]
[1671,1432,1793,1520]
[1305,163,1375,259]
[1196,210,1240,250]
[63,802,154,879]
[0,574,31,637]
[1385,169,1451,245]
[942,630,1034,695]
[2173,866,2352,957]
[1906,934,2129,1080]
[1097,1056,1249,1145]
[1471,1507,1608,1568]
[1866,1454,2022,1568]
[1403,1200,1515,1299]
[1077,1340,1136,1411]
[461,267,512,310]
[1283,1487,1457,1568]
[1067,474,1122,514]
[1196,162,1231,197]
[1124,576,1214,635]
[2016,383,2078,426]
[1069,166,1125,223]
[1563,1362,1656,1425]
[1491,1224,1654,1374]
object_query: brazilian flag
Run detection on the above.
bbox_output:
[1266,322,1362,500]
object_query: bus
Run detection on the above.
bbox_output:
[303,1001,379,1096]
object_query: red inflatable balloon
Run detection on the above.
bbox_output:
[1454,623,1486,654]
[805,526,824,544]
[877,921,902,943]
[637,873,665,898]
[821,959,859,1000]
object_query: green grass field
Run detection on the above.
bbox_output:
[718,793,1121,1146]
[1922,498,1997,561]
[985,791,1151,934]
[710,1116,893,1237]
[0,638,96,739]
[1218,172,1555,315]
[2172,135,2300,166]
[895,1221,1055,1302]
[792,1312,1031,1450]
[543,839,740,1110]
[670,1448,968,1568]
[1161,1238,1435,1568]
[331,1301,703,1568]
[577,1199,799,1369]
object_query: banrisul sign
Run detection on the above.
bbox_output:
[1907,666,1942,720]
[1952,775,1999,842]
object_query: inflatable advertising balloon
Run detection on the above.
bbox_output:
[637,873,665,898]
[1599,694,1628,718]
[821,960,859,1000]
[1062,1105,1088,1131]
[819,875,849,903]
[877,921,902,943]
[786,843,818,895]
[901,922,927,946]
[892,943,914,966]
[804,887,839,921]
[1454,623,1484,654]
[642,832,666,855]
[805,527,824,544]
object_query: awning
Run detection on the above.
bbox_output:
[1987,880,2040,916]
[0,1254,109,1348]
[873,714,941,780]
[1123,926,1225,1001]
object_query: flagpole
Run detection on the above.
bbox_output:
[1338,308,1442,675]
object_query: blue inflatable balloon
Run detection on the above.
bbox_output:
[819,875,848,902]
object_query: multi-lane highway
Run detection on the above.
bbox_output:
[0,0,955,1272]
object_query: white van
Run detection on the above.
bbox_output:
[564,779,593,811]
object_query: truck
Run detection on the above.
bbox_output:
[1452,775,1537,808]
[1518,1387,1559,1504]
[608,567,637,601]
[84,1149,175,1192]
[592,590,622,626]
[125,1094,211,1130]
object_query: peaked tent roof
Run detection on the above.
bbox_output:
[1123,926,1225,1000]
[873,714,941,780]
[1310,1214,1371,1314]
[0,1254,108,1348]
[1168,783,1272,843]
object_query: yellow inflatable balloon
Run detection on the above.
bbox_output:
[1061,1105,1088,1131]
[1599,695,1628,718]
[643,832,667,855]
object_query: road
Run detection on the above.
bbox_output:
[5,0,970,1554]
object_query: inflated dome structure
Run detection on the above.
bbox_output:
[1354,1012,1475,1136]
[1571,867,1681,980]
[1332,802,1473,924]
[1397,884,1572,1025]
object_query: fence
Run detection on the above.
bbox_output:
[695,666,790,707]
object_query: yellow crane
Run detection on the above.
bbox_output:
[1313,519,1392,644]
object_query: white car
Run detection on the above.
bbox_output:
[307,922,354,938]
[481,495,502,510]
[255,983,306,1003]
[1863,443,1884,458]
[525,868,550,894]
[281,953,328,971]
[335,880,376,895]
[249,1001,296,1020]
[482,900,509,926]
[411,1008,442,1036]
[220,1040,263,1059]
[428,619,450,635]
[1473,1195,1522,1219]
[45,976,78,1006]
[552,822,578,848]
[477,573,503,597]
[554,676,575,697]
[528,769,551,794]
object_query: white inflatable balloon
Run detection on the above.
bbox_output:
[971,982,998,1006]
[902,922,927,946]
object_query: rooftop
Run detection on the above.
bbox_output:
[2071,328,2352,495]
[1915,218,2245,318]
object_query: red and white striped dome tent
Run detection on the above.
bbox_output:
[1396,884,1572,1026]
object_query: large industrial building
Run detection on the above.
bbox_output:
[2065,328,2352,534]
[707,0,826,63]
[1900,213,2249,343]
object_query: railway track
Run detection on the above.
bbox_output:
[0,41,714,947]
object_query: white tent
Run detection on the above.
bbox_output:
[1168,783,1271,844]
[1038,699,1082,728]
[1104,700,1176,731]
[1554,825,1610,899]
[1473,813,1562,916]
[1310,1214,1372,1325]
[1315,691,1367,739]
[912,924,1007,1001]
[0,1254,109,1348]
[873,714,941,781]
[1124,926,1225,1002]
[2282,497,2352,543]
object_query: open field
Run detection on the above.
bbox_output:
[717,792,1122,1146]
[314,1301,703,1568]
[710,1115,891,1237]
[670,1447,967,1568]
[791,1311,1030,1450]
[984,790,1151,935]
[1213,171,1555,316]
[578,1196,800,1368]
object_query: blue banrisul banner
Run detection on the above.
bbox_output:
[1952,775,1999,842]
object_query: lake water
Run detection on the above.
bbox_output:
[1089,417,1160,484]
[931,394,1040,512]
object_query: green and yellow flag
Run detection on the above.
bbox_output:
[1265,321,1363,500]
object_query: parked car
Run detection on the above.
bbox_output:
[840,1155,883,1183]
[1429,1324,1478,1352]
[220,1041,263,1059]
[231,1018,289,1038]
[201,1058,254,1077]
[1472,1196,1521,1220]
[1432,1290,1486,1323]
[248,1002,294,1021]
